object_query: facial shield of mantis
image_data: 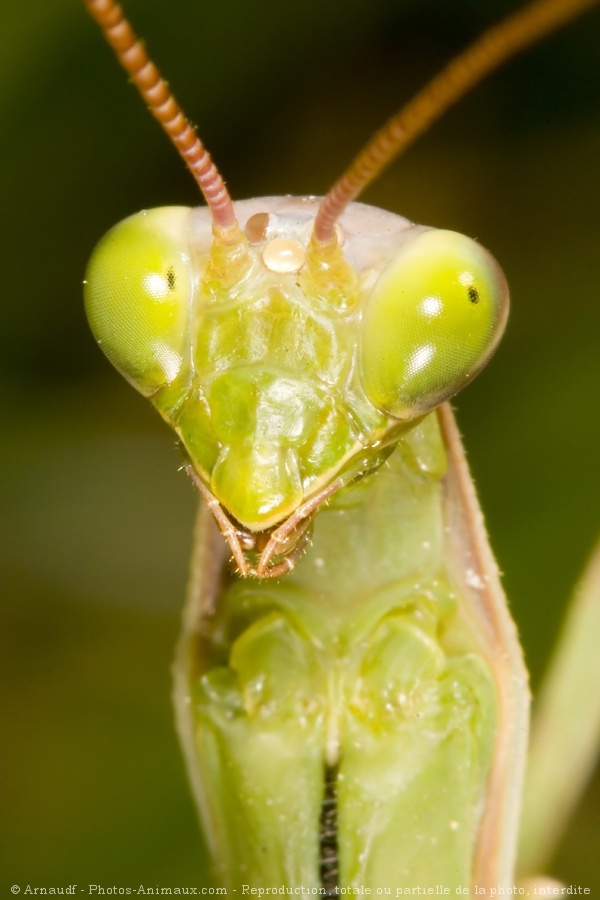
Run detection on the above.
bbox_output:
[82,0,600,892]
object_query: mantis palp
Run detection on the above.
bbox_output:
[82,0,600,892]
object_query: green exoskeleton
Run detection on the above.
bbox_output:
[83,0,600,892]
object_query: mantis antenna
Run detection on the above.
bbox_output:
[313,0,600,245]
[83,0,238,234]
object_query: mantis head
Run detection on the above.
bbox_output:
[90,0,596,574]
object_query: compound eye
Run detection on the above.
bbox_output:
[359,229,509,419]
[84,207,193,395]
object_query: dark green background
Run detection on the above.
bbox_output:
[2,0,599,889]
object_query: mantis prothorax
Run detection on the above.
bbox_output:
[83,0,600,892]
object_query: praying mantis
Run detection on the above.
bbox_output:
[79,0,600,892]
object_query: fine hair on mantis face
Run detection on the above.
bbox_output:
[81,0,600,894]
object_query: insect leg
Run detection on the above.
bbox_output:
[517,537,600,875]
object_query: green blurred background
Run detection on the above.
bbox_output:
[2,0,599,889]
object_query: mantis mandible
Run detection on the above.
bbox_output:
[82,0,600,892]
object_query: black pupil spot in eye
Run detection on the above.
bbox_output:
[468,286,479,304]
[167,267,176,290]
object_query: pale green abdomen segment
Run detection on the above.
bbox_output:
[189,414,497,889]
